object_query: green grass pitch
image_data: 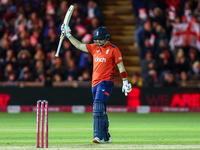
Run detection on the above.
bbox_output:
[0,113,200,150]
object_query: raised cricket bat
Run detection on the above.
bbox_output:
[55,5,74,57]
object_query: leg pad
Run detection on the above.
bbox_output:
[103,113,110,141]
[93,100,105,140]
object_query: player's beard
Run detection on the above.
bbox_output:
[94,39,108,47]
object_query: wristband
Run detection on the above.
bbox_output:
[120,71,127,78]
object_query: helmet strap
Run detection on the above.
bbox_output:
[102,40,108,47]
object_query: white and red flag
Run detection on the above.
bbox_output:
[169,20,200,50]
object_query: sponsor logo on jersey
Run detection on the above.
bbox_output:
[95,56,106,62]
[106,49,110,54]
[118,57,122,60]
[96,50,100,53]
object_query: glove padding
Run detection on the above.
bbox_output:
[60,24,71,38]
[122,80,132,96]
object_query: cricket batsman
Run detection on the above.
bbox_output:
[61,25,132,143]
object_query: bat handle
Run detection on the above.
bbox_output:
[55,38,64,57]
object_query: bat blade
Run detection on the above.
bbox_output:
[55,5,74,57]
[64,5,74,26]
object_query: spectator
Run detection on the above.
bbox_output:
[143,38,154,56]
[70,9,85,35]
[33,48,45,61]
[35,43,43,53]
[156,50,173,77]
[154,40,168,59]
[152,7,166,27]
[174,48,189,74]
[84,0,102,25]
[145,69,158,87]
[187,48,199,68]
[174,16,181,23]
[23,3,34,18]
[165,14,173,39]
[73,3,87,20]
[33,60,44,81]
[29,29,41,47]
[165,0,180,21]
[78,52,92,74]
[14,13,27,31]
[45,50,56,70]
[4,63,15,80]
[131,0,147,26]
[7,72,16,83]
[45,0,55,16]
[65,59,78,80]
[5,72,17,87]
[135,20,152,60]
[18,38,35,55]
[18,66,29,80]
[184,1,192,22]
[193,2,200,22]
[2,49,17,69]
[37,73,46,82]
[66,74,74,82]
[162,73,178,87]
[78,70,91,81]
[56,0,69,22]
[190,61,200,80]
[60,40,78,57]
[43,28,59,55]
[181,15,187,23]
[18,30,29,41]
[165,0,180,12]
[131,72,143,87]
[17,49,32,70]
[46,57,66,80]
[15,31,29,51]
[53,74,62,82]
[2,6,17,25]
[43,14,54,29]
[43,20,60,37]
[179,71,190,81]
[19,71,33,81]
[141,51,156,79]
[0,38,10,59]
[86,18,100,36]
[154,25,168,47]
[17,19,27,35]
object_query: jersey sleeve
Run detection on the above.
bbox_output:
[113,47,123,64]
[86,44,96,55]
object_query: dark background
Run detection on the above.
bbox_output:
[0,87,126,105]
[1,87,200,106]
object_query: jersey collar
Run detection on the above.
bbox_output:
[102,41,110,48]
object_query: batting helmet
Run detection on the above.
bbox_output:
[93,27,110,41]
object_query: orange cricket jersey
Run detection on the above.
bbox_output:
[86,41,123,87]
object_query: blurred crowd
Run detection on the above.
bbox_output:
[132,0,200,87]
[3,0,200,88]
[0,0,102,83]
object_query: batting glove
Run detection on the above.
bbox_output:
[122,80,132,96]
[60,24,71,38]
